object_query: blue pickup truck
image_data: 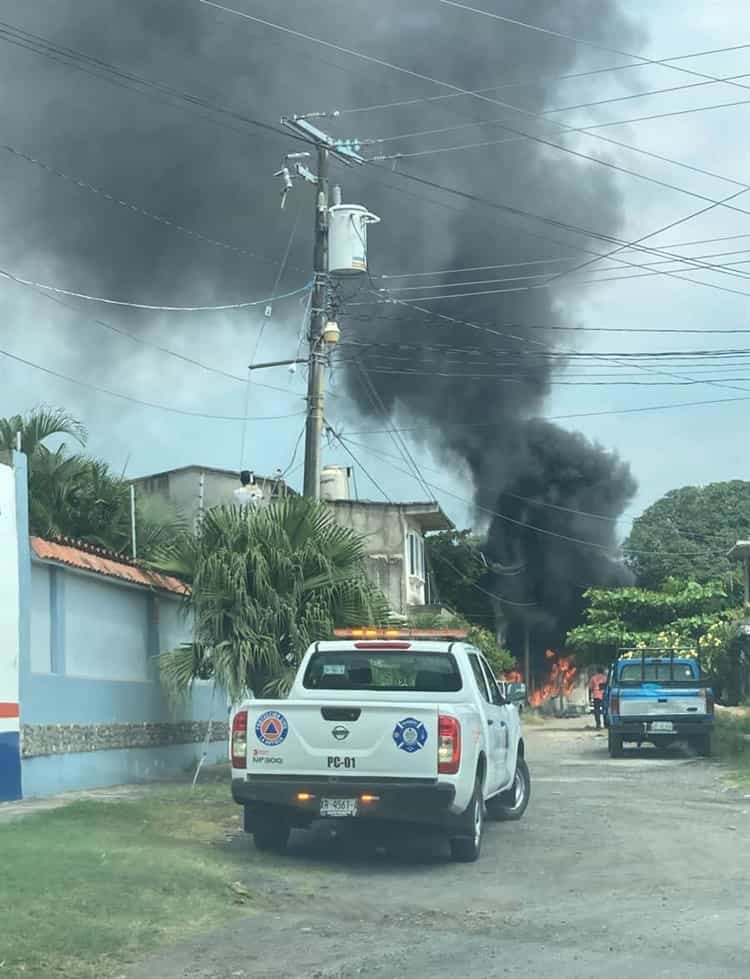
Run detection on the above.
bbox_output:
[605,651,714,758]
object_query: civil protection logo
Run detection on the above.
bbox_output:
[255,710,288,747]
[393,717,428,753]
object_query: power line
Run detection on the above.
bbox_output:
[198,2,750,249]
[368,71,750,149]
[190,7,750,301]
[337,41,750,115]
[325,423,392,502]
[429,548,537,607]
[0,142,308,275]
[375,92,750,169]
[1,273,310,396]
[344,436,750,547]
[240,208,304,469]
[382,233,750,281]
[0,345,308,422]
[355,357,434,501]
[376,248,750,294]
[0,265,311,311]
[380,169,750,301]
[436,1,750,98]
[344,392,750,435]
[364,266,750,402]
[0,20,296,145]
[336,434,723,561]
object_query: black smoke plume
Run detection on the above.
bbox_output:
[0,0,640,657]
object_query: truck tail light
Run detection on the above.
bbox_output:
[438,715,461,775]
[231,710,248,769]
[609,694,620,716]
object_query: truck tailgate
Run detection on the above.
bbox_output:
[619,688,706,718]
[246,700,440,778]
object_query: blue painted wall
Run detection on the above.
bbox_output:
[11,449,228,800]
[22,740,227,798]
[0,733,22,802]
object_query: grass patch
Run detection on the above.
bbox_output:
[714,711,750,785]
[0,783,251,979]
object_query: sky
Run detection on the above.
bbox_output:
[2,0,750,540]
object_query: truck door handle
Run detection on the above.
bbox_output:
[487,719,494,726]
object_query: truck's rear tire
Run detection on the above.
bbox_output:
[486,757,531,822]
[693,733,712,757]
[608,730,624,758]
[247,807,290,853]
[450,778,484,863]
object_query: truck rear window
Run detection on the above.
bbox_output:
[619,662,697,682]
[303,650,462,692]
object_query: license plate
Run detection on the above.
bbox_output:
[320,797,358,818]
[650,721,674,733]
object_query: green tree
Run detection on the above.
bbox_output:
[624,481,750,590]
[426,530,495,629]
[0,406,87,457]
[567,578,735,663]
[407,610,515,674]
[159,498,390,700]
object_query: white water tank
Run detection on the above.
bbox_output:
[320,465,351,501]
[328,204,380,277]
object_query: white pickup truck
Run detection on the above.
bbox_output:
[230,629,530,862]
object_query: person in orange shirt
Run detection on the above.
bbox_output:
[588,668,608,730]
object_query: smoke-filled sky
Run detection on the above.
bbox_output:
[2,0,750,645]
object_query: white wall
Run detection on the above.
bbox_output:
[0,461,20,716]
[64,573,150,682]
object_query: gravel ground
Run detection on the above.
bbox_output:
[126,719,750,979]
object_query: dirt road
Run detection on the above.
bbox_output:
[127,720,750,979]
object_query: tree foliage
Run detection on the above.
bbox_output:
[1,406,183,559]
[407,610,515,674]
[567,577,731,660]
[624,481,750,590]
[159,498,390,700]
[426,530,495,629]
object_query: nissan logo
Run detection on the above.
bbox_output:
[332,725,350,741]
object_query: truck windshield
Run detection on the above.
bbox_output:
[303,651,462,692]
[619,661,697,682]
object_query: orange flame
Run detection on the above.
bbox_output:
[528,651,577,708]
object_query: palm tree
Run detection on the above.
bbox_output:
[1,405,182,559]
[159,497,389,700]
[0,406,87,455]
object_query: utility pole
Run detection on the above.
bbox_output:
[303,145,329,499]
[258,115,374,498]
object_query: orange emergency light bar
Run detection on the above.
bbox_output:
[333,628,469,640]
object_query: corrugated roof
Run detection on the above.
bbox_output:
[30,537,188,596]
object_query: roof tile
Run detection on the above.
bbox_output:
[30,537,188,596]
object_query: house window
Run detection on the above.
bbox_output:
[407,532,424,580]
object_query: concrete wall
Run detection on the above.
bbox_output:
[0,455,22,801]
[20,568,227,798]
[1,451,228,802]
[327,503,428,615]
[134,468,283,530]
